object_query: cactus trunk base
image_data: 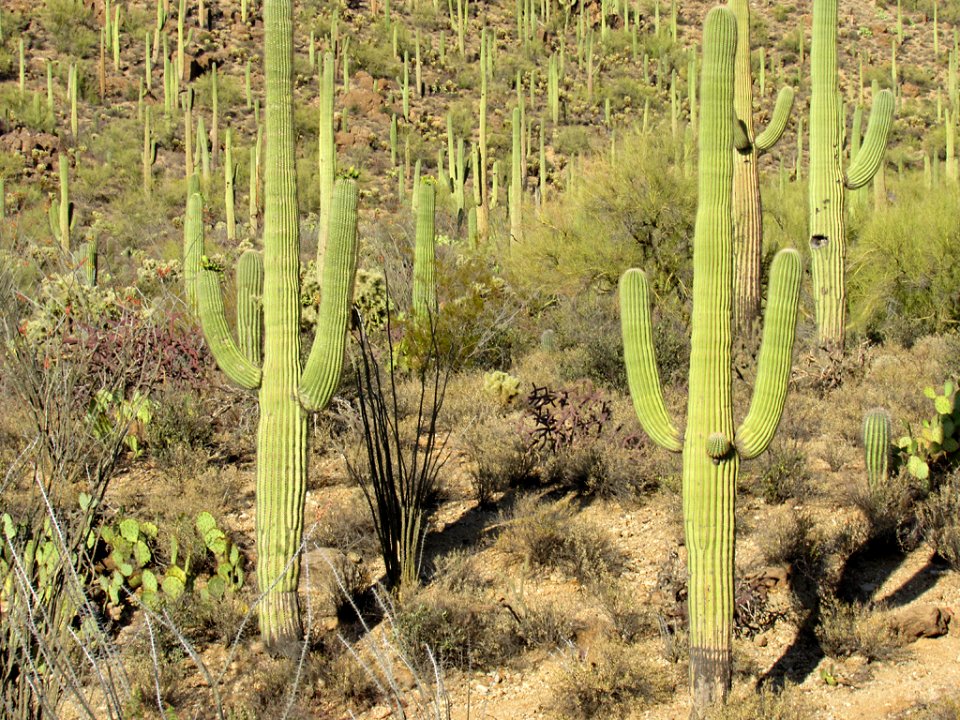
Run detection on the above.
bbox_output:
[689,647,732,717]
[258,590,303,649]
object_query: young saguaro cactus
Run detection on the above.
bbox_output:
[809,0,894,348]
[191,0,359,646]
[863,407,892,490]
[729,0,794,332]
[412,177,437,320]
[619,8,801,714]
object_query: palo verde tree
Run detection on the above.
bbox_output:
[189,0,359,646]
[619,7,801,714]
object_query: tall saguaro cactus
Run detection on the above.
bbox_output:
[619,8,801,714]
[412,177,437,319]
[809,0,893,348]
[729,0,794,332]
[192,0,359,646]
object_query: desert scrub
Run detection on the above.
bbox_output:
[918,470,960,569]
[705,684,814,719]
[394,589,523,671]
[815,597,901,662]
[754,507,823,572]
[554,639,673,719]
[750,438,811,503]
[496,495,622,585]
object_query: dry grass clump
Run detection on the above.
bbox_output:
[393,589,524,671]
[815,597,902,662]
[750,438,811,504]
[705,684,814,720]
[313,489,378,557]
[496,494,623,584]
[918,470,960,569]
[463,410,535,506]
[754,507,822,571]
[554,639,674,719]
[909,695,960,720]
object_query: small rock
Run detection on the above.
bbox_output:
[369,705,391,719]
[754,633,768,647]
[889,605,953,641]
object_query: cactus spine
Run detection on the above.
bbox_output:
[619,8,801,713]
[808,0,893,348]
[729,0,794,332]
[863,408,892,490]
[192,0,358,644]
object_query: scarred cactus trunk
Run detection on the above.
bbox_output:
[619,8,801,715]
[808,0,893,348]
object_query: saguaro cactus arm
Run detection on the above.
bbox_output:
[299,178,359,412]
[734,248,802,459]
[198,264,263,390]
[754,87,795,152]
[619,268,683,452]
[236,249,264,366]
[844,89,894,189]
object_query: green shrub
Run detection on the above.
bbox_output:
[848,184,960,345]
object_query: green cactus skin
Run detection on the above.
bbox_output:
[510,106,523,243]
[183,176,202,314]
[863,408,892,490]
[56,154,72,252]
[809,0,894,348]
[225,128,236,241]
[619,8,801,713]
[412,178,437,320]
[191,0,358,646]
[317,51,336,262]
[730,0,794,332]
[85,239,97,287]
[236,249,264,366]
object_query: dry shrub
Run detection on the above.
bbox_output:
[313,489,378,558]
[393,590,524,671]
[848,471,920,546]
[918,470,960,569]
[595,582,658,644]
[751,438,811,504]
[755,508,822,572]
[496,495,622,584]
[705,684,814,720]
[910,695,960,720]
[463,410,535,506]
[815,598,901,662]
[555,639,673,719]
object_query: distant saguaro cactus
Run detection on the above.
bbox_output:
[620,8,801,714]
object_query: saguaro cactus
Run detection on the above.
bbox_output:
[412,177,436,320]
[191,0,359,646]
[808,0,893,348]
[729,0,794,332]
[619,8,801,714]
[863,407,892,490]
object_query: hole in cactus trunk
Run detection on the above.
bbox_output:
[810,234,829,249]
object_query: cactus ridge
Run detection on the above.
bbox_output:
[863,408,892,490]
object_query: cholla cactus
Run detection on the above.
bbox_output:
[619,8,801,713]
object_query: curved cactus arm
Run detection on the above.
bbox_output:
[197,262,262,390]
[735,248,802,460]
[733,116,751,153]
[299,178,359,412]
[844,90,894,189]
[236,249,264,366]
[619,268,683,452]
[863,407,892,490]
[754,86,795,152]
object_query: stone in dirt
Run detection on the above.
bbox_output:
[888,605,953,641]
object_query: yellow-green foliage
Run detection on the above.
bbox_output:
[847,184,960,345]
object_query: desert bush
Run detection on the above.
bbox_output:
[918,470,960,569]
[847,185,960,346]
[496,495,622,584]
[755,508,822,572]
[752,439,810,504]
[464,411,534,507]
[555,639,672,719]
[705,684,814,720]
[41,0,97,55]
[394,590,523,671]
[815,598,900,662]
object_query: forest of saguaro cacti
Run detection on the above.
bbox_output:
[1,0,960,717]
